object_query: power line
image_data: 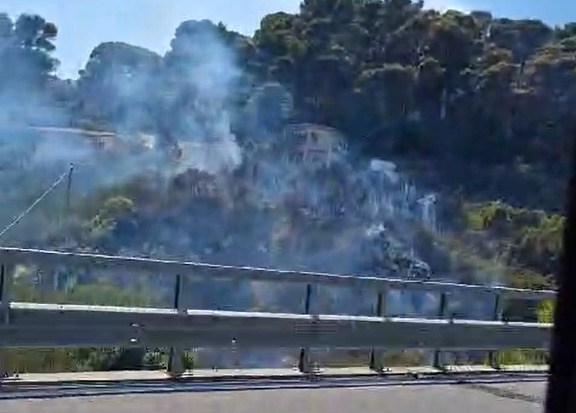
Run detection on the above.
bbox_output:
[0,166,73,241]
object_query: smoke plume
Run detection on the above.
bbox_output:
[1,15,501,368]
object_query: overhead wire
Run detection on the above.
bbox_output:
[0,166,73,241]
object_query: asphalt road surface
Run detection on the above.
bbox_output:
[0,382,546,413]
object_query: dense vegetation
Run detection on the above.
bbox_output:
[0,0,571,372]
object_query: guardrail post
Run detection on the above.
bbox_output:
[433,291,448,370]
[167,274,185,378]
[298,284,314,374]
[369,287,388,373]
[0,265,11,324]
[0,264,13,379]
[488,293,503,369]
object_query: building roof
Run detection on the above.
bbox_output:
[285,123,346,139]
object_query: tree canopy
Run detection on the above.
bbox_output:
[0,13,59,89]
[52,3,575,211]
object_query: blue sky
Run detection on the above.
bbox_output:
[2,0,575,79]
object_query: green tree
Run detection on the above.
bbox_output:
[77,42,162,130]
[0,13,59,89]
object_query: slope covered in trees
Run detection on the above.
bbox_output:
[4,3,574,206]
[1,3,570,285]
[0,2,570,280]
[249,1,574,211]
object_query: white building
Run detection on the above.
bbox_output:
[282,123,347,167]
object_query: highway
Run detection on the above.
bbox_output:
[0,381,546,413]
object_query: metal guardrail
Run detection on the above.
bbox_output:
[3,303,551,349]
[0,247,556,377]
[0,247,557,299]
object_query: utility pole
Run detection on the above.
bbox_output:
[65,163,74,218]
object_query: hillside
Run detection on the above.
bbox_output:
[2,1,571,284]
[0,1,570,371]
